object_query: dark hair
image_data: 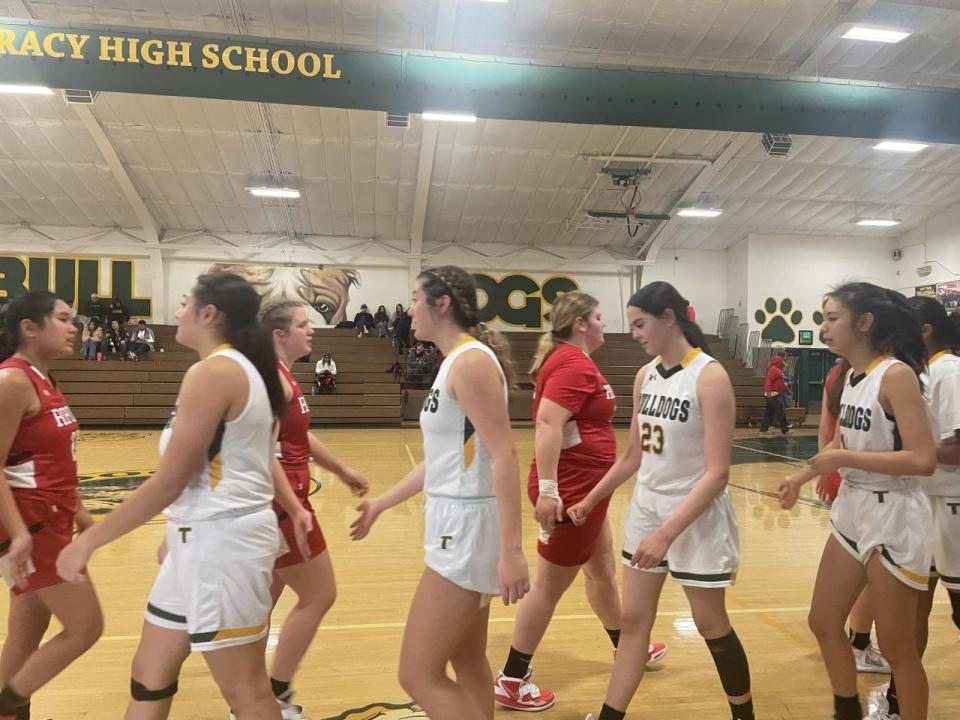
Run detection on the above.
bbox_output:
[827,282,926,380]
[826,357,851,420]
[627,281,710,354]
[418,265,515,388]
[0,291,60,362]
[193,273,286,420]
[138,319,146,325]
[908,296,960,352]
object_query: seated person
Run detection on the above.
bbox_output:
[353,304,374,336]
[102,319,131,360]
[405,341,435,386]
[373,305,390,337]
[128,319,156,357]
[81,319,103,360]
[314,352,337,393]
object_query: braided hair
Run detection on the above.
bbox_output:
[417,265,515,388]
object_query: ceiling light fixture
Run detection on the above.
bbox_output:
[841,26,911,43]
[246,187,301,199]
[421,111,478,123]
[873,140,929,153]
[855,218,900,227]
[0,84,54,95]
[677,207,723,218]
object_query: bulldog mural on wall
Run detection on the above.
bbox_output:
[207,264,360,326]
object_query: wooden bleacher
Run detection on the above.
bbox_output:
[403,333,798,427]
[56,326,799,429]
[55,326,402,426]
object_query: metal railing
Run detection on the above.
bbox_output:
[753,340,773,376]
[743,330,760,368]
[734,323,749,362]
[717,308,734,340]
[725,314,740,353]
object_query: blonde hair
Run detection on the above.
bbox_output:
[259,298,305,335]
[417,265,515,388]
[529,291,599,381]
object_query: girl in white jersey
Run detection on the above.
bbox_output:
[867,297,960,720]
[779,282,936,720]
[350,265,529,720]
[57,273,310,720]
[570,282,754,720]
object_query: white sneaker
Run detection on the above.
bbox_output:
[228,693,305,720]
[867,683,891,715]
[864,709,899,720]
[854,644,891,674]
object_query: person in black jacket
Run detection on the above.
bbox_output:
[102,319,131,360]
[353,304,374,337]
[108,297,130,327]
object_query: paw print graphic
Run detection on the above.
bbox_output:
[754,297,803,343]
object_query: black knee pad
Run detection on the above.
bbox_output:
[131,678,178,702]
[705,630,752,697]
[15,702,29,720]
[950,590,960,631]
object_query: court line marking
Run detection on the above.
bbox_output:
[731,442,807,465]
[403,443,416,469]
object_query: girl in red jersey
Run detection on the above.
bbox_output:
[0,291,103,720]
[258,300,369,719]
[494,292,666,712]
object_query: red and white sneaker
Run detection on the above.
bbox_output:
[647,642,668,664]
[494,669,556,712]
[612,642,669,665]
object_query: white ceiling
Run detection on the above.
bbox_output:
[3,0,960,253]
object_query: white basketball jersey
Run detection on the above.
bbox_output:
[916,351,960,497]
[635,348,717,495]
[161,346,276,522]
[838,356,914,492]
[420,339,507,499]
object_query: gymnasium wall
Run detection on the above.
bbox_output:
[894,208,960,297]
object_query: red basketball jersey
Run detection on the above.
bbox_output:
[0,358,79,514]
[528,343,617,505]
[276,361,311,484]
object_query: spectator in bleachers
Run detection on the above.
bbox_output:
[129,319,156,358]
[102,318,131,360]
[405,340,435,386]
[353,304,374,336]
[314,352,337,394]
[389,303,404,334]
[84,292,105,324]
[81,318,103,360]
[373,305,390,337]
[393,308,413,355]
[108,297,130,326]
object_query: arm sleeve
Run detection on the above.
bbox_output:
[937,369,960,440]
[539,353,593,415]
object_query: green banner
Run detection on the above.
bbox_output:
[3,21,960,143]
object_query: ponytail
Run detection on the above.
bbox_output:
[0,291,58,363]
[193,273,286,420]
[908,295,960,353]
[826,357,851,420]
[529,291,600,380]
[470,322,516,389]
[627,281,711,355]
[828,283,927,382]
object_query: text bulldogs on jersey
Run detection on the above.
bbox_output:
[838,403,872,432]
[638,393,691,422]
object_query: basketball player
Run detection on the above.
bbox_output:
[779,282,935,720]
[0,291,102,720]
[351,265,529,720]
[866,296,960,720]
[569,281,754,720]
[494,292,666,713]
[258,299,370,718]
[56,272,296,720]
[818,356,891,676]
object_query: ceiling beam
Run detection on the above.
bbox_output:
[638,135,753,263]
[72,105,160,242]
[8,20,960,144]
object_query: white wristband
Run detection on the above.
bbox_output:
[538,478,560,500]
